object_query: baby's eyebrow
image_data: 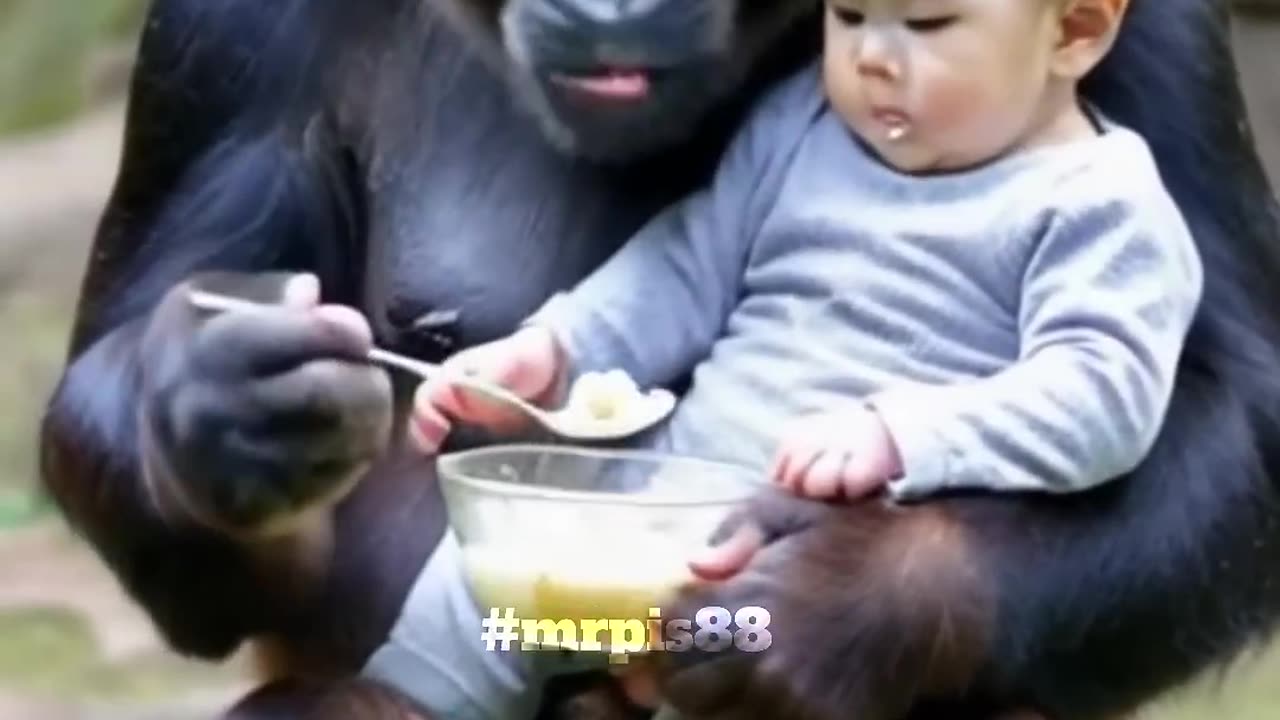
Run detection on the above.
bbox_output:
[880,0,936,16]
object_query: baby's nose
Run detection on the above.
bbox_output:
[856,32,901,80]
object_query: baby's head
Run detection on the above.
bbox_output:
[822,0,1130,174]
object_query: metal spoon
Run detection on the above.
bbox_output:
[186,289,675,441]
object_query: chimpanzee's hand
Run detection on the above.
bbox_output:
[136,271,393,537]
[649,487,997,720]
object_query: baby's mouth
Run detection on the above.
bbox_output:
[870,106,912,141]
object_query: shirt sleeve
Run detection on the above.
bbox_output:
[868,163,1205,501]
[526,71,818,389]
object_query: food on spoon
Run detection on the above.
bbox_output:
[566,369,644,422]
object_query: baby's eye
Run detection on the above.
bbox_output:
[904,16,957,32]
[831,7,865,25]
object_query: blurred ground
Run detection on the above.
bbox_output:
[0,101,255,719]
[0,6,1276,720]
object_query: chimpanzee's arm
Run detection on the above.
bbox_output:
[38,0,368,659]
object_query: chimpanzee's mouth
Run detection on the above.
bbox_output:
[546,67,668,102]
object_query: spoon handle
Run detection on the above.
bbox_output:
[366,347,440,379]
[187,289,276,316]
[186,289,442,379]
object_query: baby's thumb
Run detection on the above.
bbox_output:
[457,330,558,398]
[445,349,531,399]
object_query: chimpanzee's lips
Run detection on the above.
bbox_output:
[548,68,657,102]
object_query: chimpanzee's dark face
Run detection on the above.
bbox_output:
[439,0,815,160]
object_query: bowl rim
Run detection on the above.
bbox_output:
[436,443,766,507]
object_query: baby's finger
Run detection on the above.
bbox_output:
[425,378,528,430]
[776,441,822,493]
[407,400,451,455]
[799,450,845,499]
[839,453,887,500]
[424,376,470,419]
[447,333,549,398]
[769,442,795,489]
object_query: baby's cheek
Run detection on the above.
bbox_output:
[930,82,1020,153]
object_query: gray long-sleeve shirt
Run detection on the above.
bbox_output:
[529,64,1204,500]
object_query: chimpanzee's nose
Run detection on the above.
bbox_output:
[524,0,713,68]
[557,0,670,24]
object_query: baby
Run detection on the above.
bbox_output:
[414,0,1204,507]
[374,1,1205,718]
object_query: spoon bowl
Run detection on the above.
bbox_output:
[451,372,677,441]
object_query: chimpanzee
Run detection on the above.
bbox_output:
[38,0,1280,718]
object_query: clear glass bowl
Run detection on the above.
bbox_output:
[438,444,762,646]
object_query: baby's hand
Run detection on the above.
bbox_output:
[408,325,564,454]
[770,406,903,501]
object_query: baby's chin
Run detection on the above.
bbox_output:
[881,152,940,175]
[851,116,1018,176]
[861,137,945,176]
[865,135,999,177]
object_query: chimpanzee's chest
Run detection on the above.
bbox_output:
[354,68,701,362]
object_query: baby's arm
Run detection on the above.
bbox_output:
[526,74,816,388]
[868,169,1205,501]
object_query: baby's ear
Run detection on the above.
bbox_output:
[1050,0,1131,80]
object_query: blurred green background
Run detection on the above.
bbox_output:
[0,0,144,135]
[0,1,1276,718]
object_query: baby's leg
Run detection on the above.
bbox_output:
[361,530,608,719]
